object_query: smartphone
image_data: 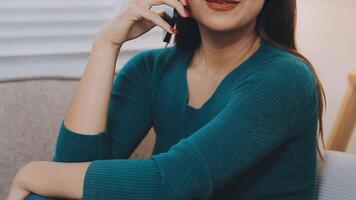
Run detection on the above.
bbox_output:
[162,8,178,44]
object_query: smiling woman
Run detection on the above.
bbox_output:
[6,0,325,200]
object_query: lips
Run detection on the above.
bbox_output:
[206,0,240,3]
[205,0,239,11]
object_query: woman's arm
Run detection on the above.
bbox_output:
[63,37,120,134]
[7,161,90,200]
[52,0,188,163]
[62,0,185,134]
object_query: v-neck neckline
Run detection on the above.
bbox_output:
[180,39,267,111]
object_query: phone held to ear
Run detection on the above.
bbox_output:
[163,8,178,44]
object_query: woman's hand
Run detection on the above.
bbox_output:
[96,0,189,48]
[6,161,90,200]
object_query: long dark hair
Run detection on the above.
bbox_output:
[169,0,326,159]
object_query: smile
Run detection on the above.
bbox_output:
[205,0,240,11]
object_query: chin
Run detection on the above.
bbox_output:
[198,15,245,32]
[193,1,247,32]
[191,0,263,33]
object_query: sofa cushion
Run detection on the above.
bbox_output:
[317,150,356,200]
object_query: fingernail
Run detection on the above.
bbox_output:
[170,27,178,34]
[184,9,190,17]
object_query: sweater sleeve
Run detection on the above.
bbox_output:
[81,58,318,200]
[52,50,153,162]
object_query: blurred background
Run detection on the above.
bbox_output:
[0,0,355,197]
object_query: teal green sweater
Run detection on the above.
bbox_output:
[53,40,318,200]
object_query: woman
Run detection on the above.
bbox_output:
[7,0,326,199]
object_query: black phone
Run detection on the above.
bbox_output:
[163,8,178,44]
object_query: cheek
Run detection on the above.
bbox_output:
[226,0,265,28]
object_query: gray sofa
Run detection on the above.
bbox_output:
[1,76,355,199]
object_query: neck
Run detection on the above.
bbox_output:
[196,21,261,73]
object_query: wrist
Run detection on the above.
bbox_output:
[93,34,123,52]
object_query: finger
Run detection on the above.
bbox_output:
[145,0,189,18]
[139,8,175,33]
[157,11,166,18]
[180,0,188,6]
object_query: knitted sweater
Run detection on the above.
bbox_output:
[53,39,319,200]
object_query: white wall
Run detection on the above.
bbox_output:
[296,0,356,153]
[0,0,168,79]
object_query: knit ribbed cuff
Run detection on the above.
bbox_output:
[82,158,169,200]
[52,120,110,162]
